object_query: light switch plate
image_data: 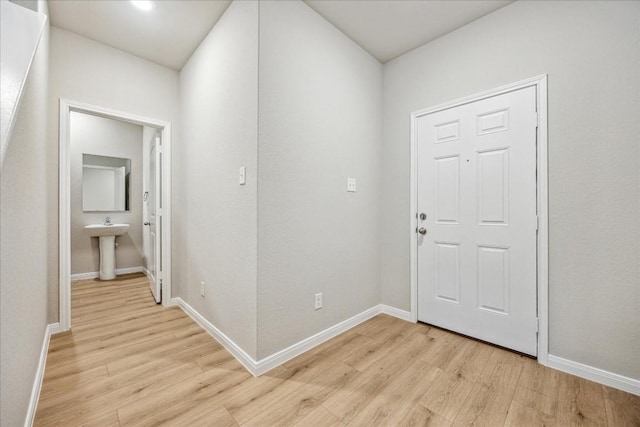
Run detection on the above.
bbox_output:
[239,166,246,185]
[347,177,356,192]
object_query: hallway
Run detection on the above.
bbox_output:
[34,274,639,426]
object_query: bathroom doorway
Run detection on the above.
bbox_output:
[59,99,173,331]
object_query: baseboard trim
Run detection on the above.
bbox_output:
[171,298,257,375]
[173,299,386,377]
[380,304,413,322]
[253,305,382,376]
[548,354,640,396]
[25,322,59,427]
[70,266,144,281]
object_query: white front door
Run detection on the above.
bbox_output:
[416,86,538,356]
[148,137,162,303]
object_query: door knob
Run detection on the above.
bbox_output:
[144,222,150,226]
[418,227,427,235]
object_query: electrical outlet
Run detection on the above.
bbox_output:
[347,177,356,192]
[314,293,322,310]
[200,281,205,297]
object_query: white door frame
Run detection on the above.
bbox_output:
[58,99,173,331]
[409,75,549,364]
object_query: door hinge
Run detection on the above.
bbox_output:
[536,215,540,231]
[536,317,540,332]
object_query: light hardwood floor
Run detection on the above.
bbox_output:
[35,273,639,426]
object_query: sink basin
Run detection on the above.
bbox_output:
[85,223,130,237]
[85,224,130,279]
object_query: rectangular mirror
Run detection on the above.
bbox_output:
[82,153,131,211]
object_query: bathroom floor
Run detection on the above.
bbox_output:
[34,273,639,426]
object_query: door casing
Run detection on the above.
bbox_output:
[409,75,549,364]
[58,99,173,331]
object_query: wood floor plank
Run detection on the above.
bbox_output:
[34,273,639,427]
[281,332,375,386]
[442,339,494,383]
[347,359,441,426]
[39,364,110,401]
[504,386,557,426]
[556,372,608,426]
[78,410,121,427]
[398,404,453,427]
[224,366,311,425]
[35,361,203,425]
[293,405,343,427]
[195,345,237,371]
[518,357,562,398]
[118,369,249,426]
[187,406,239,427]
[241,362,358,426]
[323,327,433,424]
[419,327,466,370]
[42,330,183,382]
[603,384,640,427]
[418,370,474,422]
[342,330,408,372]
[452,382,514,426]
[105,334,219,376]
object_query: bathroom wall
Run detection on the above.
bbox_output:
[382,0,640,380]
[69,112,143,276]
[178,0,259,358]
[48,26,179,322]
[0,1,49,425]
[256,0,383,359]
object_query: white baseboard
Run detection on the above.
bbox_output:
[548,354,640,396]
[172,298,257,375]
[173,299,388,377]
[254,305,382,376]
[381,304,413,322]
[25,322,60,427]
[70,266,144,281]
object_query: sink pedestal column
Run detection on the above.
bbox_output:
[98,235,117,280]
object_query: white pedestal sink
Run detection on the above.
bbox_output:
[85,224,130,280]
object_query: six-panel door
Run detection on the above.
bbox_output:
[417,86,538,356]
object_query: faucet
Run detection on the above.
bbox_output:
[104,216,112,226]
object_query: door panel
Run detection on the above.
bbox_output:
[148,137,161,303]
[417,86,538,356]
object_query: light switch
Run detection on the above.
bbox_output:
[347,177,356,192]
[239,166,246,185]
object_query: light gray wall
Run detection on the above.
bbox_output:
[0,1,49,425]
[178,0,259,358]
[382,0,640,379]
[70,112,143,275]
[48,26,179,322]
[257,0,383,359]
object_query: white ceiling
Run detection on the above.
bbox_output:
[305,0,512,63]
[48,0,512,70]
[48,0,232,70]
